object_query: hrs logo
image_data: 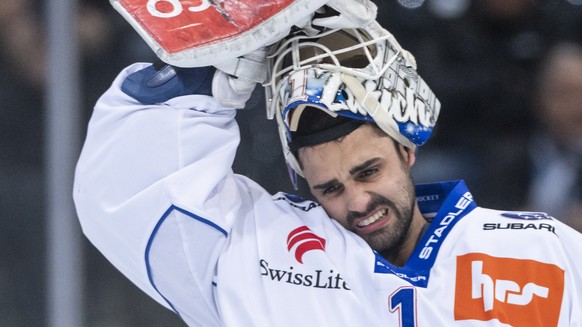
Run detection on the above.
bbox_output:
[455,253,564,326]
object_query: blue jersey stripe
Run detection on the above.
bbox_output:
[144,205,228,315]
[374,180,477,287]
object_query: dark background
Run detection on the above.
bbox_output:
[1,0,580,325]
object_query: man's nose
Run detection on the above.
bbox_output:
[345,184,371,214]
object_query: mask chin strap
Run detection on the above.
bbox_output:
[339,73,416,149]
[275,101,304,189]
[287,160,301,190]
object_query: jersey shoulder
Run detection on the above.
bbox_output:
[272,192,321,213]
[447,206,574,257]
[453,207,562,244]
[470,207,558,231]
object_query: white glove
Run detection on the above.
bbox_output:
[313,0,378,29]
[212,47,268,109]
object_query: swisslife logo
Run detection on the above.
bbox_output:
[259,226,350,290]
[454,253,564,327]
[287,225,326,264]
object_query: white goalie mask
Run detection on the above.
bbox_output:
[264,21,441,187]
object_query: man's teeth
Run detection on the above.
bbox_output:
[357,209,387,227]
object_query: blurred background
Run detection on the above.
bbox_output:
[1,0,581,325]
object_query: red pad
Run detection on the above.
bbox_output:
[112,0,326,67]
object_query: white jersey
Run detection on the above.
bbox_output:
[74,63,582,327]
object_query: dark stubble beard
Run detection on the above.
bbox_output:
[346,180,417,258]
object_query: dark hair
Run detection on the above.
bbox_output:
[290,108,393,164]
[289,109,363,153]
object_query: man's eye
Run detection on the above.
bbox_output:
[323,184,342,196]
[359,168,378,179]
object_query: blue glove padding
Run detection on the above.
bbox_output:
[121,63,215,104]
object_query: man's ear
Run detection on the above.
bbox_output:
[401,145,416,167]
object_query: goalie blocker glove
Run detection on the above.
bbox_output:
[121,47,267,109]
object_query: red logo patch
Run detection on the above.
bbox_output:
[287,226,326,264]
[115,0,297,53]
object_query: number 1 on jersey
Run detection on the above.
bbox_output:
[389,287,417,327]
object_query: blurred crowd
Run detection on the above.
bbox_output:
[0,0,580,325]
[376,0,582,228]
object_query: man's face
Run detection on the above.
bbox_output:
[299,124,417,255]
[540,52,582,150]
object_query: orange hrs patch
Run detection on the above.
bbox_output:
[455,253,564,327]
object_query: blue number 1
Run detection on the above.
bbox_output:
[389,287,417,327]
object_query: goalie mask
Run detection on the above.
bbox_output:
[265,21,441,187]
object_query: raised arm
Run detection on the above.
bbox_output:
[73,58,263,324]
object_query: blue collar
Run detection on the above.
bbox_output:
[373,180,477,287]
